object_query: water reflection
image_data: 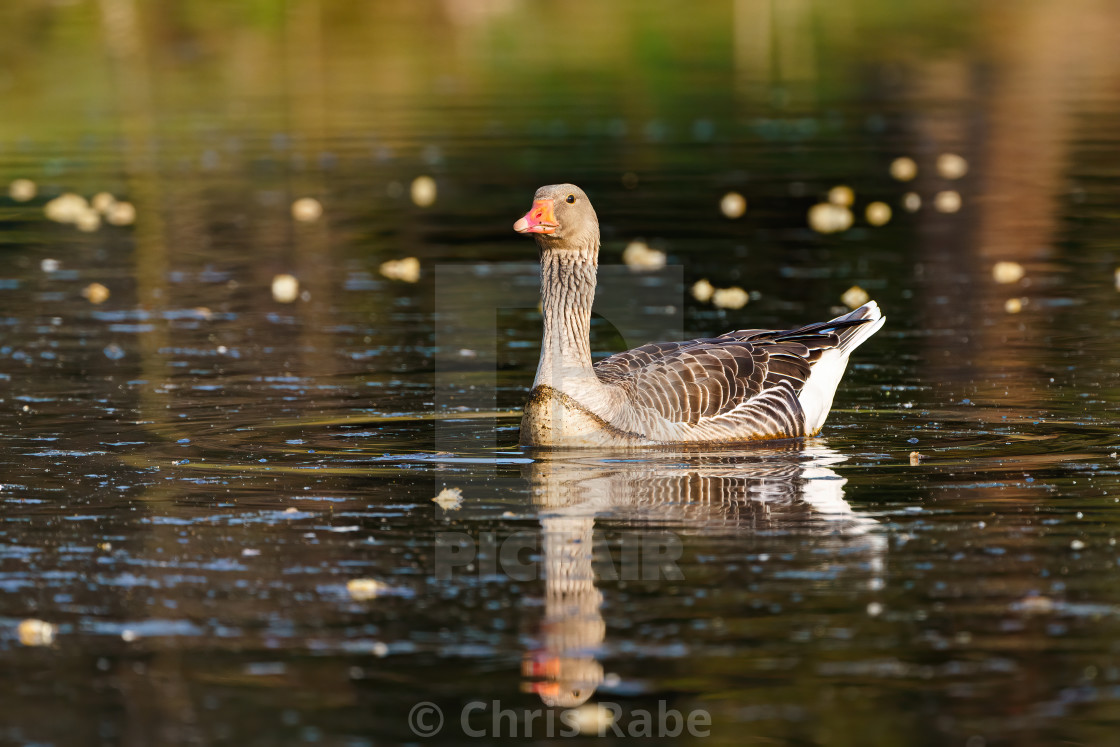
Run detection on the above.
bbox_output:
[520,445,884,708]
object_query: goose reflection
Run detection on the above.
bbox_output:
[520,444,885,708]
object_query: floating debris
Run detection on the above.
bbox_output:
[992,261,1025,285]
[937,153,969,179]
[909,451,925,466]
[347,578,390,601]
[44,193,89,224]
[41,258,60,273]
[1014,595,1055,614]
[291,197,323,223]
[808,202,853,234]
[711,286,749,310]
[841,285,870,309]
[9,178,37,202]
[1004,297,1024,314]
[106,201,136,226]
[902,192,922,213]
[1070,539,1086,551]
[432,487,464,510]
[720,191,747,219]
[91,192,116,214]
[75,209,101,232]
[82,282,111,305]
[410,176,437,207]
[622,240,666,271]
[690,279,715,303]
[866,601,884,616]
[18,619,55,647]
[828,185,855,207]
[889,157,918,182]
[379,257,421,283]
[568,704,616,736]
[865,201,892,226]
[121,629,139,642]
[271,274,300,303]
[934,190,961,213]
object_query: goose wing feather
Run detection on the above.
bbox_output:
[594,318,871,427]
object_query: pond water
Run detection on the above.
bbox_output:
[2,1,1120,745]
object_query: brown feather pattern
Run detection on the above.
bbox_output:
[594,318,872,435]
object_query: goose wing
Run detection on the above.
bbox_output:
[594,319,870,427]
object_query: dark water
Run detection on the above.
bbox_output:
[3,1,1120,745]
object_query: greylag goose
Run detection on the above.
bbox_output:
[513,183,885,448]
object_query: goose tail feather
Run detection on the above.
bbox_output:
[798,301,885,434]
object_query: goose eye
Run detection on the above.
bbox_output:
[566,194,575,204]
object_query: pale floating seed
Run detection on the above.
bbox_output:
[9,178,37,202]
[720,191,746,219]
[865,201,892,226]
[934,190,961,213]
[691,279,714,303]
[808,202,853,234]
[18,619,56,647]
[75,208,101,232]
[82,282,111,304]
[44,193,88,224]
[841,285,870,309]
[410,175,437,207]
[379,257,421,283]
[902,192,922,212]
[569,704,616,736]
[1016,595,1055,614]
[937,153,969,179]
[1004,297,1023,314]
[992,261,1025,284]
[432,486,464,510]
[347,578,390,601]
[291,197,323,222]
[622,240,666,271]
[41,258,60,273]
[271,274,300,303]
[711,286,748,310]
[889,157,918,182]
[828,185,855,207]
[91,192,116,214]
[106,201,136,226]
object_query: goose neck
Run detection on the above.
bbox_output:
[535,246,598,389]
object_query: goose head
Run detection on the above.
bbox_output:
[514,183,599,250]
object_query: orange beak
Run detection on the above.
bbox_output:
[514,199,558,234]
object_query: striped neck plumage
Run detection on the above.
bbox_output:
[534,241,599,391]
